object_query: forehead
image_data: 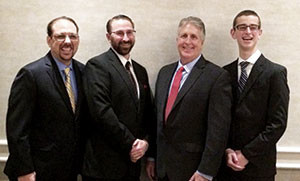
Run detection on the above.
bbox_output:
[236,15,259,25]
[110,19,133,31]
[178,23,202,36]
[52,19,77,34]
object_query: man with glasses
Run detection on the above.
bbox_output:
[82,14,155,181]
[216,10,289,181]
[4,16,86,180]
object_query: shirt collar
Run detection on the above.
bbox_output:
[111,47,132,67]
[177,54,201,73]
[51,53,73,72]
[238,49,261,65]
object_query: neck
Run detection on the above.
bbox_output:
[239,48,257,60]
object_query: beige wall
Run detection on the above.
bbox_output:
[1,0,300,149]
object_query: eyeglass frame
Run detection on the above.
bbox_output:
[110,29,136,38]
[234,24,260,32]
[52,34,79,42]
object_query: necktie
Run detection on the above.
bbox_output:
[125,61,137,96]
[64,67,76,112]
[238,61,250,93]
[165,67,184,121]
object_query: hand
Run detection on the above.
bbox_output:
[18,172,36,181]
[226,148,248,171]
[189,172,209,181]
[235,150,249,169]
[130,139,148,162]
[146,160,156,181]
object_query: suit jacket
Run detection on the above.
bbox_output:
[222,54,289,178]
[155,56,232,181]
[82,48,155,179]
[4,52,86,180]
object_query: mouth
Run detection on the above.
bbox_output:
[242,37,253,41]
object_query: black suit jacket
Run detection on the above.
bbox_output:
[4,52,86,180]
[82,48,155,179]
[154,56,232,181]
[222,54,289,178]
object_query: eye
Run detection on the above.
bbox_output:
[190,34,198,40]
[180,34,188,39]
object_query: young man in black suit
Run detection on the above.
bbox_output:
[217,10,290,181]
[4,16,86,181]
[82,15,155,181]
[146,16,232,181]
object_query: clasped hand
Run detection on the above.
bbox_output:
[130,139,148,163]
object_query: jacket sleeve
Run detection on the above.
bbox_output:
[242,67,289,160]
[5,68,36,177]
[197,70,232,176]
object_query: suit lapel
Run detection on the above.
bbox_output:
[238,55,265,104]
[171,56,206,111]
[160,63,178,121]
[73,60,83,117]
[108,49,139,107]
[45,52,74,114]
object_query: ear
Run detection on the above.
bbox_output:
[230,28,236,39]
[106,33,111,43]
[46,36,52,48]
[258,29,263,39]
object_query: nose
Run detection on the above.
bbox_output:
[64,35,71,43]
[245,27,251,33]
[122,33,130,41]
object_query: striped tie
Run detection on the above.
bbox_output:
[64,67,76,112]
[238,61,250,93]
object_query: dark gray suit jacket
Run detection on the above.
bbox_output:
[4,52,86,180]
[82,48,155,179]
[220,54,289,178]
[154,56,232,181]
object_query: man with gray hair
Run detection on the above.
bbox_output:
[146,16,232,181]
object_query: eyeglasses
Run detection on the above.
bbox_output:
[235,24,260,31]
[52,34,79,42]
[111,30,136,38]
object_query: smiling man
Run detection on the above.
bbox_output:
[4,16,86,181]
[216,10,290,181]
[146,16,232,181]
[82,14,155,181]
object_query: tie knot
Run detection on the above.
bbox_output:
[178,66,185,73]
[64,67,71,75]
[125,61,131,70]
[240,61,250,70]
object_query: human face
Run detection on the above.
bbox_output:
[47,19,79,65]
[106,19,135,59]
[177,23,204,65]
[231,15,262,53]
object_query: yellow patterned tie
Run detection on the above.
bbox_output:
[64,67,76,113]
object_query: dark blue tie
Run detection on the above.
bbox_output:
[238,61,250,93]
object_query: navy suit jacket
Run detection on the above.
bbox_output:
[221,54,289,178]
[154,56,232,181]
[4,52,86,180]
[82,48,155,179]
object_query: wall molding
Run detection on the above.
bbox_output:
[1,139,300,169]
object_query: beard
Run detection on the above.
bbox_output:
[111,40,135,56]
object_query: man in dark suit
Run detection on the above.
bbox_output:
[146,16,232,181]
[4,16,86,181]
[217,10,289,181]
[82,14,155,181]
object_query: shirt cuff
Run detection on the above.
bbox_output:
[196,171,213,181]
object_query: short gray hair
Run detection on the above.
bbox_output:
[178,16,206,40]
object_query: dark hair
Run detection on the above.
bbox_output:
[233,10,261,29]
[47,16,79,36]
[178,16,206,41]
[106,14,134,33]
